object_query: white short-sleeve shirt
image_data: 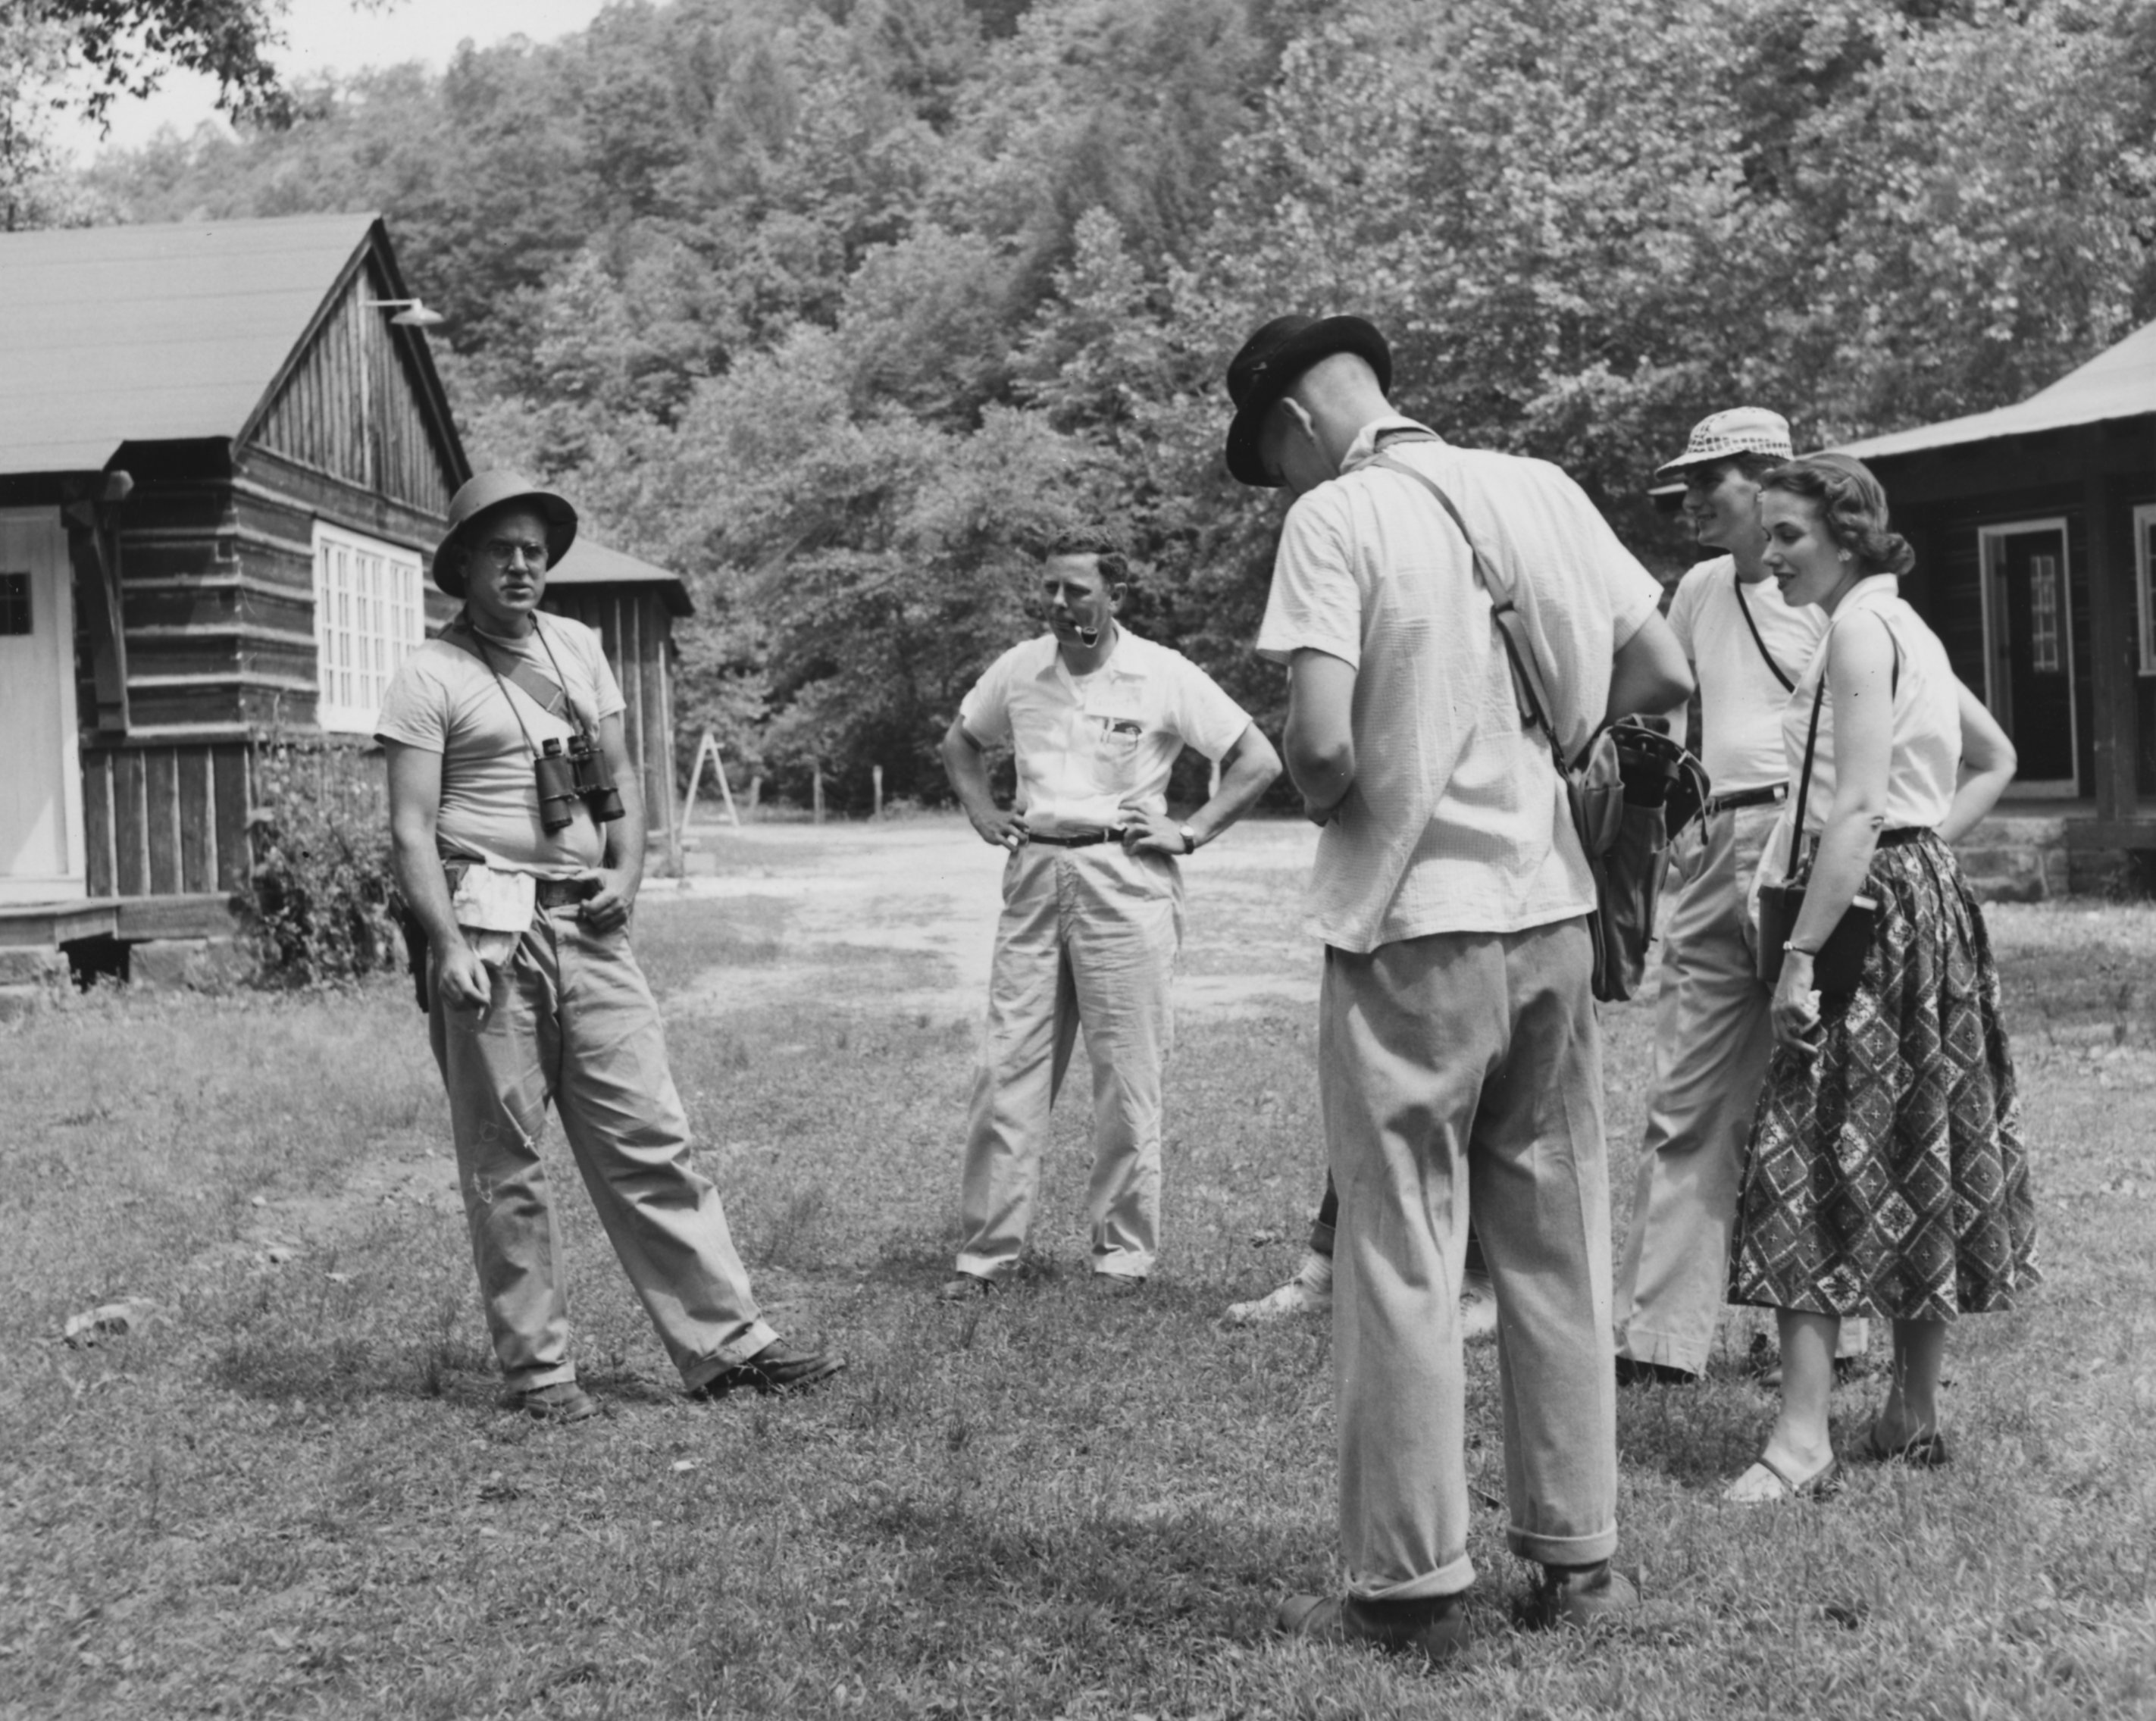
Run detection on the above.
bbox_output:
[375,610,626,876]
[959,627,1251,834]
[1255,417,1665,950]
[1666,554,1825,796]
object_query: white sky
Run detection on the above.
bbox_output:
[57,0,616,163]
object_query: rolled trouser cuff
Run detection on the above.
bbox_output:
[1347,1550,1476,1603]
[502,1363,578,1392]
[1507,1524,1618,1567]
[1308,1217,1336,1257]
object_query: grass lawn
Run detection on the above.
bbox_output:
[3,818,2152,1718]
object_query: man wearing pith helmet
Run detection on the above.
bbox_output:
[1612,408,1867,1388]
[377,471,841,1420]
[1225,314,1691,1658]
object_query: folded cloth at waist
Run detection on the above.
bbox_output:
[444,859,596,909]
[1027,829,1120,849]
[1704,782,1788,817]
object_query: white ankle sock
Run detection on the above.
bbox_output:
[1297,1252,1335,1294]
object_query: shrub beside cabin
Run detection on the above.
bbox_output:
[0,214,687,982]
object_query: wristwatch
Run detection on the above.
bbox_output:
[1178,823,1199,853]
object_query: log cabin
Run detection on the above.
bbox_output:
[0,213,696,982]
[1834,318,2156,887]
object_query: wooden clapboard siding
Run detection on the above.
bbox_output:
[251,265,457,517]
[78,740,255,904]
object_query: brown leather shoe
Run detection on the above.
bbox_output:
[1276,1591,1469,1663]
[693,1339,846,1399]
[502,1381,600,1422]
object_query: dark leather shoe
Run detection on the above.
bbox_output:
[1533,1561,1639,1629]
[1276,1590,1469,1663]
[502,1381,600,1422]
[936,1273,995,1302]
[693,1339,845,1399]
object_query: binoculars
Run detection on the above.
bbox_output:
[535,731,625,832]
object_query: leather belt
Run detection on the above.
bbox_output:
[1027,830,1118,849]
[443,860,593,909]
[1704,783,1787,817]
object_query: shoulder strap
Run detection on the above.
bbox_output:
[438,615,571,721]
[1786,610,1902,881]
[1368,452,1569,772]
[1730,569,1795,693]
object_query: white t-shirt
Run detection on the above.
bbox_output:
[958,627,1251,834]
[1666,555,1826,796]
[375,610,627,875]
[1255,416,1666,950]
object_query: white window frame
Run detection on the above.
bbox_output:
[313,521,424,734]
[1976,517,2077,794]
[2136,503,2156,677]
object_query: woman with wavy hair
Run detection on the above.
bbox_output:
[1722,453,2036,1504]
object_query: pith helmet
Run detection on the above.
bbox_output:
[433,471,579,596]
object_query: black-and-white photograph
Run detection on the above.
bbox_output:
[1,1,2149,1715]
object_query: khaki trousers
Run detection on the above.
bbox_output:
[1325,915,1618,1599]
[1614,806,1866,1374]
[955,842,1182,1281]
[430,908,776,1392]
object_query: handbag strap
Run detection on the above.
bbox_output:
[1731,569,1795,693]
[1784,608,1903,884]
[1367,451,1572,778]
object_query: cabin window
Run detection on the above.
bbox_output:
[313,523,424,733]
[0,571,27,635]
[2139,505,2156,677]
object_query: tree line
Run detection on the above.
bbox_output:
[20,0,2156,810]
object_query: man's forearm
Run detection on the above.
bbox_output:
[941,736,998,820]
[1188,743,1280,844]
[603,777,647,897]
[392,830,464,953]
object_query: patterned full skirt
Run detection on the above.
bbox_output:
[1729,831,2039,1321]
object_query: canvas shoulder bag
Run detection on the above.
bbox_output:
[1369,452,1704,1003]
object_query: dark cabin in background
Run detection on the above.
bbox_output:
[0,214,467,947]
[540,539,693,857]
[1834,318,2156,885]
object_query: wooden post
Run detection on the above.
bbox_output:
[872,765,884,820]
[2085,470,2137,822]
[749,774,762,818]
[812,762,825,825]
[678,730,740,830]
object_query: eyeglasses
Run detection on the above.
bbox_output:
[477,537,549,571]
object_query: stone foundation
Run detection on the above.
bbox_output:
[1951,812,2070,903]
[127,937,255,993]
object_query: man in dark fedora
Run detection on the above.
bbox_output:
[377,471,841,1419]
[1225,316,1690,1658]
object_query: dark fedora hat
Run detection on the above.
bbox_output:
[1222,314,1393,487]
[433,471,579,597]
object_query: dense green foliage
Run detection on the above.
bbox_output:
[52,0,2156,806]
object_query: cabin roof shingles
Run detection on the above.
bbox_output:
[0,211,380,477]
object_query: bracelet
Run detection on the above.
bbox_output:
[1783,940,1818,958]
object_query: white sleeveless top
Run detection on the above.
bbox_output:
[1782,574,1960,837]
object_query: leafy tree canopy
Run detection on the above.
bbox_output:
[49,0,2156,809]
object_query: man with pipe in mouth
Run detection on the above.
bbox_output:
[378,471,842,1421]
[937,540,1283,1300]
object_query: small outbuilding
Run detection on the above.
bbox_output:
[1833,319,2156,876]
[540,538,694,856]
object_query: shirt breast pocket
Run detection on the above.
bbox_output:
[1088,713,1146,791]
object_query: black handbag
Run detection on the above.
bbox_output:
[1756,671,1875,994]
[1371,454,1707,1003]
